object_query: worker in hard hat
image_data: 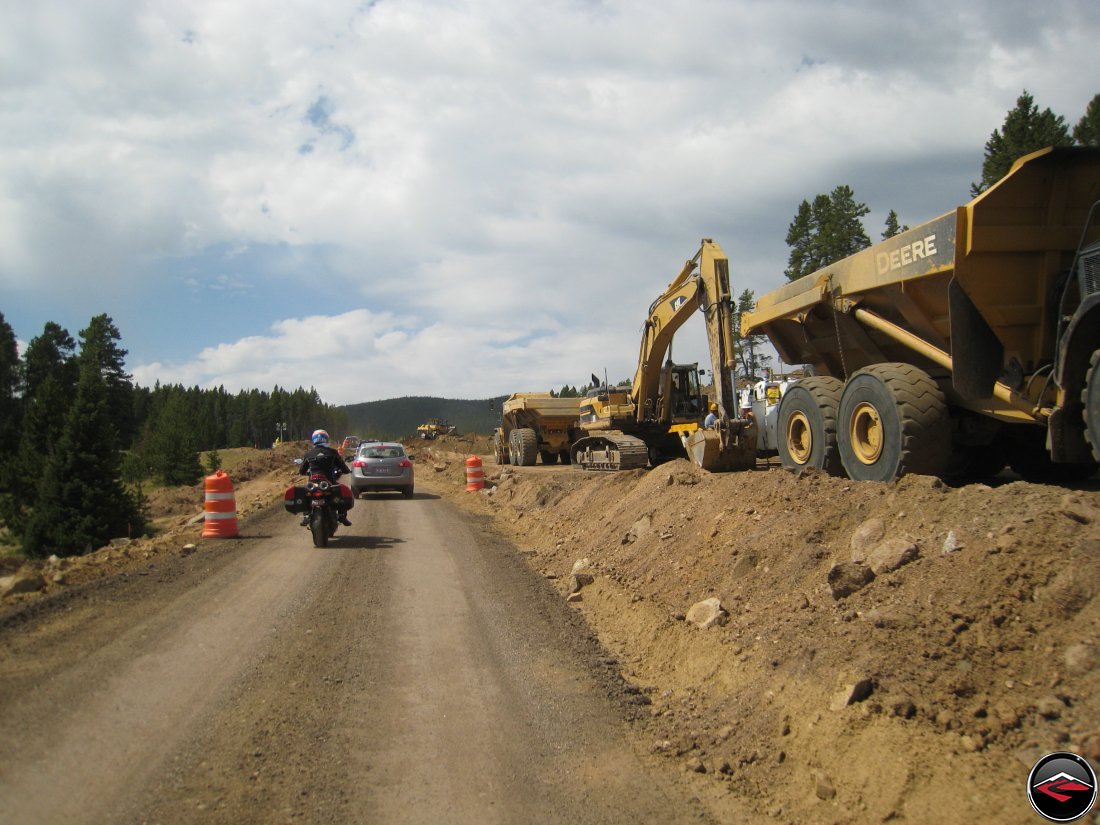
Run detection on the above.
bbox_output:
[704,402,719,430]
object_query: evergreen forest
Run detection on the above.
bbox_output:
[0,312,347,559]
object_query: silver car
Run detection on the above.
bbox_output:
[350,441,414,498]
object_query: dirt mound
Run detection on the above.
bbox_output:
[421,453,1100,824]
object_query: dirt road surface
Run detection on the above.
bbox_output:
[0,494,716,825]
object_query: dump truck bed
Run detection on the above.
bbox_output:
[743,147,1100,411]
[501,393,580,423]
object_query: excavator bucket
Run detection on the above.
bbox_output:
[686,425,758,472]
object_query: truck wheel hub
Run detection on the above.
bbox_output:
[786,411,813,464]
[850,402,883,464]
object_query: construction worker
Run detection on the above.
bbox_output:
[704,402,719,429]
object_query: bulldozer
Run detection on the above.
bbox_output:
[570,239,758,472]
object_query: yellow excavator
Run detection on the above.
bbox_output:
[570,239,758,472]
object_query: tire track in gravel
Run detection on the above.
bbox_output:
[1,494,715,824]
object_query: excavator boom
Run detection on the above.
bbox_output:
[573,239,757,472]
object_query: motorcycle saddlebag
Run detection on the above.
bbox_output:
[340,483,354,511]
[283,485,309,514]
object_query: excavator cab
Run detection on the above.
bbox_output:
[659,362,705,424]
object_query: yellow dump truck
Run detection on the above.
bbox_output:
[493,393,580,466]
[742,147,1100,482]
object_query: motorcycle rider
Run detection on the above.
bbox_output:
[299,429,352,526]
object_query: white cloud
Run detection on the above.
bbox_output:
[132,306,637,404]
[6,0,1100,403]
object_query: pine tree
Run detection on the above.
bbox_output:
[1074,94,1100,147]
[78,314,135,448]
[23,322,78,401]
[734,289,770,379]
[882,210,908,239]
[785,186,871,281]
[0,312,19,455]
[0,312,22,534]
[5,375,69,536]
[972,90,1073,195]
[142,392,204,486]
[23,363,143,558]
[784,199,817,281]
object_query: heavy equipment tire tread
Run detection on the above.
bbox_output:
[515,428,539,466]
[1084,348,1100,463]
[840,363,950,481]
[776,376,843,475]
[866,362,951,477]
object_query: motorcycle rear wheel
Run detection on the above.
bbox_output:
[310,510,328,548]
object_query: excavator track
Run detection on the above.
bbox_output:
[570,432,650,472]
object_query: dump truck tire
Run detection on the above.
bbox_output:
[1085,348,1100,463]
[776,376,843,475]
[510,428,538,466]
[837,363,950,482]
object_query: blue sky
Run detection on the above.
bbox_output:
[3,0,1099,404]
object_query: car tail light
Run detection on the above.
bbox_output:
[351,459,365,468]
[398,459,412,468]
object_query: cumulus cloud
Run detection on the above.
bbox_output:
[5,0,1099,402]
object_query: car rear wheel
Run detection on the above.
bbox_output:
[403,487,414,499]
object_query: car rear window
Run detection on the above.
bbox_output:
[364,446,404,459]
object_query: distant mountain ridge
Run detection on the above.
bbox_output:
[341,395,507,441]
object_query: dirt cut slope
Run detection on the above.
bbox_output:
[420,451,1100,825]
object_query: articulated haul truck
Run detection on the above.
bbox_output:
[742,147,1100,482]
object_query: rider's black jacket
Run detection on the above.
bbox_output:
[299,443,351,482]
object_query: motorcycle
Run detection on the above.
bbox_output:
[284,464,354,548]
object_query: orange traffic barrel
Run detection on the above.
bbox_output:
[201,470,239,538]
[465,455,484,491]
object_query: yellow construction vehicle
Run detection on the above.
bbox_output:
[570,239,758,472]
[492,393,580,465]
[742,146,1100,482]
[416,418,456,440]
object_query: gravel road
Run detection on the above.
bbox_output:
[0,491,710,824]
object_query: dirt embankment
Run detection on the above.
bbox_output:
[0,444,305,597]
[418,441,1100,825]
